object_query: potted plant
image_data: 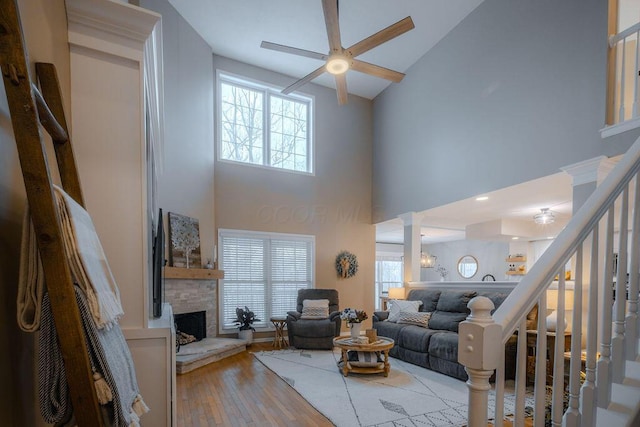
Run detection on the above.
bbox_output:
[233,306,260,344]
[340,308,368,339]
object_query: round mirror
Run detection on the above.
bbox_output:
[457,255,478,279]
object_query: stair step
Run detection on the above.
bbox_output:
[596,405,631,426]
[596,408,631,427]
[595,359,640,427]
[624,359,640,387]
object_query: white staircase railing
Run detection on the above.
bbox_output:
[608,21,640,126]
[460,135,640,427]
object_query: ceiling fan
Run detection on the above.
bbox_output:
[260,0,415,105]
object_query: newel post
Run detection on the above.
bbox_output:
[458,296,502,427]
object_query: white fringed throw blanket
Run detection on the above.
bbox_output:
[17,185,148,425]
[17,211,44,332]
[18,185,123,331]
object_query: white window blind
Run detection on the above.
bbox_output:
[219,230,314,332]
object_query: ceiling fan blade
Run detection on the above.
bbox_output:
[282,66,326,95]
[260,41,328,61]
[322,0,342,53]
[347,16,415,58]
[351,59,405,82]
[335,73,348,105]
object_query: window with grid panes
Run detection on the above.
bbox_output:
[218,229,314,332]
[375,257,403,309]
[217,72,313,173]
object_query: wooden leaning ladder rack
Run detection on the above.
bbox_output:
[1,0,105,425]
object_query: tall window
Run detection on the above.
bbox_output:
[375,257,403,309]
[217,72,313,173]
[219,229,314,332]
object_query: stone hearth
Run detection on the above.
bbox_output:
[165,275,246,373]
[174,338,246,374]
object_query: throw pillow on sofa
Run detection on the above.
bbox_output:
[301,299,329,319]
[388,299,422,322]
[397,311,431,328]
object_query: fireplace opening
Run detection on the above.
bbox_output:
[175,311,206,346]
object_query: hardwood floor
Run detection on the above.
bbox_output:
[176,342,333,427]
[175,342,525,427]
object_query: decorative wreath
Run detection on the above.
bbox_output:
[335,251,358,279]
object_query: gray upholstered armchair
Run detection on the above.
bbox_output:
[286,289,341,349]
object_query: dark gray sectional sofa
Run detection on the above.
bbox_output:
[373,288,516,381]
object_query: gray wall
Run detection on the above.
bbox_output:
[212,55,377,331]
[0,1,69,425]
[420,240,508,282]
[141,0,376,329]
[139,0,217,266]
[372,0,640,222]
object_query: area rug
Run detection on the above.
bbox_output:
[253,349,519,427]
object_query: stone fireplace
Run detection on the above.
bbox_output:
[164,278,217,338]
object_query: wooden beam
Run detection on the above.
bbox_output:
[165,266,224,280]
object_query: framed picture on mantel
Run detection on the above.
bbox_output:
[168,212,202,269]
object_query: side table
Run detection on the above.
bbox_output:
[270,316,288,349]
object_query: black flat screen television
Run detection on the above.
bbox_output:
[152,208,165,318]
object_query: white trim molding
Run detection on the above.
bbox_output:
[561,156,606,186]
[600,116,640,139]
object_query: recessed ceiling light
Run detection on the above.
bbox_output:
[475,196,489,201]
[512,237,519,240]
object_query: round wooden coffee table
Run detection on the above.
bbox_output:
[333,336,394,377]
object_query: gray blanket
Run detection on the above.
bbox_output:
[39,287,148,426]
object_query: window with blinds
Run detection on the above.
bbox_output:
[219,229,314,332]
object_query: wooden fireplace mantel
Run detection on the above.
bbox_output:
[164,266,224,280]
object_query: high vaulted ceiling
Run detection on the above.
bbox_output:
[168,0,484,99]
[164,1,601,245]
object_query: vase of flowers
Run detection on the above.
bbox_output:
[436,265,448,281]
[340,308,368,339]
[232,306,260,344]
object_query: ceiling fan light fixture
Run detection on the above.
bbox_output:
[326,55,350,75]
[534,208,555,225]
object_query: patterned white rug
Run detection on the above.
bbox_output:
[253,349,516,427]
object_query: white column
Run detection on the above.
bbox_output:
[398,212,421,284]
[66,2,173,426]
[67,0,162,328]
